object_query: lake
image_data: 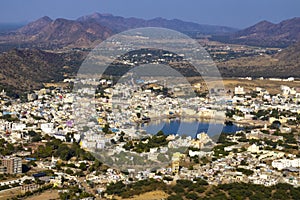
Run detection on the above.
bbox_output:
[140,118,243,138]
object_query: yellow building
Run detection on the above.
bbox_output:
[171,152,185,174]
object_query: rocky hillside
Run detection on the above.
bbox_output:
[212,17,300,47]
[0,17,112,50]
[0,13,237,50]
[217,41,300,77]
[0,48,85,95]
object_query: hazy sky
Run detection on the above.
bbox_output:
[1,0,299,28]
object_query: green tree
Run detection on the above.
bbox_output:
[65,168,73,175]
[79,162,87,171]
[167,195,183,200]
[186,192,198,200]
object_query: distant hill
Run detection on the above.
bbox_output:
[2,14,300,49]
[212,17,300,47]
[0,16,112,50]
[0,13,237,50]
[217,41,300,77]
[17,16,53,35]
[77,12,237,35]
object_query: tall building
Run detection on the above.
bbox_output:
[171,152,184,174]
[1,157,22,174]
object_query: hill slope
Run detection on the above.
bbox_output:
[212,17,300,47]
[0,49,85,95]
[0,17,112,50]
[217,41,300,77]
[0,42,300,97]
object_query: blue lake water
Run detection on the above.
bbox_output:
[141,119,243,138]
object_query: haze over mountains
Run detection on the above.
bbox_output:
[76,12,237,35]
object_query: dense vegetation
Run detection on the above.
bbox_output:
[0,138,23,155]
[106,178,300,200]
[123,131,169,153]
[106,179,167,198]
[32,137,95,161]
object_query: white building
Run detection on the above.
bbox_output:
[234,86,245,95]
[41,123,55,134]
[272,158,300,170]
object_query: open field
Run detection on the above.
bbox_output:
[0,188,59,200]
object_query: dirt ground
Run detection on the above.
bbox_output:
[0,187,21,200]
[222,79,300,95]
[187,77,300,95]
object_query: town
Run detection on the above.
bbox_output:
[0,74,299,199]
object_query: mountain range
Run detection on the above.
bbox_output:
[77,13,237,35]
[1,13,300,49]
[212,17,300,47]
[0,13,237,50]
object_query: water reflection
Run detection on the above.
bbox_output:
[141,118,243,138]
